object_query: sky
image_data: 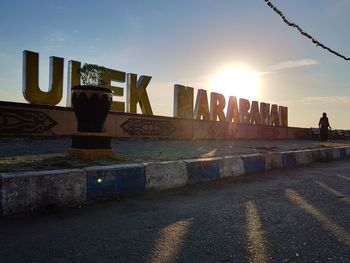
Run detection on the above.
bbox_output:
[0,0,350,128]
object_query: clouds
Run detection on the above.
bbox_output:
[46,31,68,50]
[279,96,350,106]
[259,58,319,77]
[270,59,319,71]
[48,32,67,43]
[299,96,350,105]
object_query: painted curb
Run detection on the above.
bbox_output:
[185,158,221,184]
[221,156,245,177]
[339,147,347,158]
[332,148,340,159]
[85,164,145,201]
[281,151,297,168]
[145,161,187,190]
[310,149,326,162]
[295,150,313,165]
[265,152,283,170]
[1,169,86,216]
[1,146,350,216]
[346,147,350,156]
[243,154,265,174]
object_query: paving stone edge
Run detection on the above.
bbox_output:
[1,146,349,216]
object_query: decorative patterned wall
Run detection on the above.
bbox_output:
[0,108,57,134]
[0,101,312,139]
[121,118,176,136]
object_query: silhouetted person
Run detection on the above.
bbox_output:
[319,112,331,141]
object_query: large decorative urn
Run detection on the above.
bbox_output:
[71,86,113,132]
[68,86,115,158]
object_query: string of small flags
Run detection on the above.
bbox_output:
[264,0,350,61]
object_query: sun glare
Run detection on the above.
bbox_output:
[210,65,260,101]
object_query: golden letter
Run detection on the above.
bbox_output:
[126,73,153,115]
[102,69,126,112]
[260,102,270,125]
[66,60,81,107]
[250,101,261,125]
[194,89,210,120]
[210,92,226,121]
[239,98,250,124]
[269,104,280,126]
[173,84,194,119]
[226,96,240,123]
[22,50,63,106]
[279,106,288,127]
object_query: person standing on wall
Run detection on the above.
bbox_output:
[319,112,331,141]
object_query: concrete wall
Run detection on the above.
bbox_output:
[0,101,313,139]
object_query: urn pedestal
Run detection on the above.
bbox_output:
[68,132,114,158]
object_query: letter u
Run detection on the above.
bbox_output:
[22,50,64,105]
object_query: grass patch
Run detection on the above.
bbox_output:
[0,152,129,173]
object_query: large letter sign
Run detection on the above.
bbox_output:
[23,50,64,106]
[21,50,288,127]
[250,101,261,125]
[194,89,210,120]
[102,68,126,112]
[173,84,194,119]
[66,60,81,107]
[126,73,153,115]
[226,96,240,123]
[210,92,226,121]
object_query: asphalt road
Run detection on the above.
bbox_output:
[1,161,350,263]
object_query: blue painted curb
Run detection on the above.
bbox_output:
[325,149,334,159]
[243,155,265,174]
[282,152,297,168]
[185,158,221,184]
[314,148,333,160]
[339,147,347,158]
[86,164,146,201]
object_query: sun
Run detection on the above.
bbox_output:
[210,65,260,101]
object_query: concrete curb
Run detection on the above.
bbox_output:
[185,157,221,184]
[281,151,297,169]
[1,146,350,216]
[85,164,145,201]
[144,161,187,190]
[221,156,245,177]
[1,169,86,216]
[243,154,265,174]
[265,152,283,170]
